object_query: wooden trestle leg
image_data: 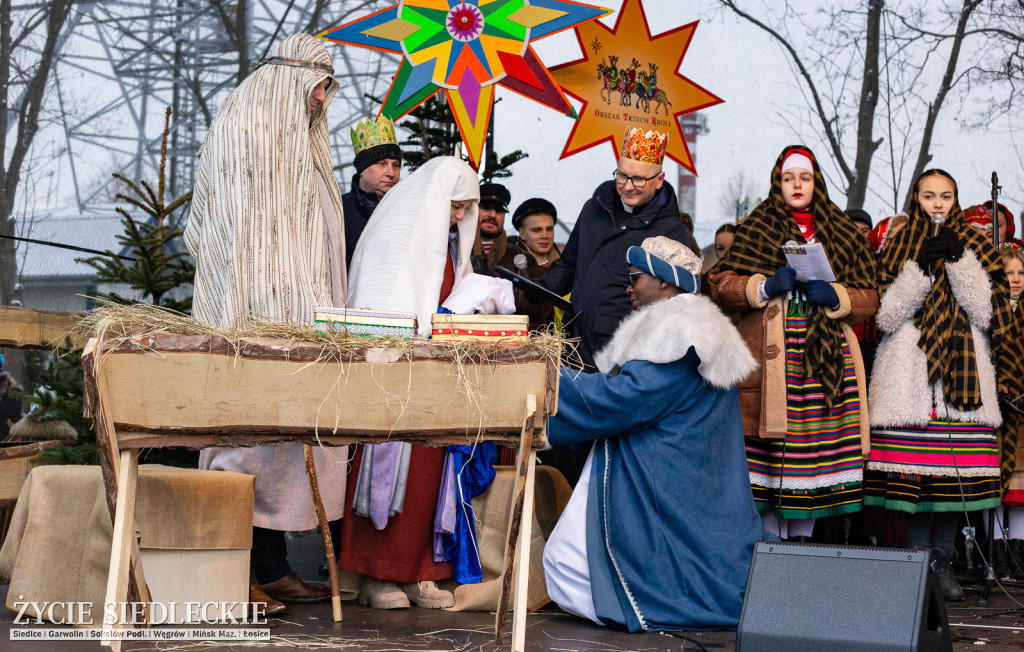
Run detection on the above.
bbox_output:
[494,394,537,651]
[101,449,139,651]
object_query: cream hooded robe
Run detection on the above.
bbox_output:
[183,34,348,531]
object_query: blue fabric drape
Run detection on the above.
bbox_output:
[440,442,497,584]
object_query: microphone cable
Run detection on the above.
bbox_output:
[923,236,1024,610]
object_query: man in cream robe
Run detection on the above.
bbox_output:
[183,34,347,609]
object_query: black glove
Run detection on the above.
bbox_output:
[917,227,963,268]
[470,253,489,275]
[805,280,840,308]
[763,267,797,298]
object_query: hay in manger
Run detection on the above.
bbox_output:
[75,303,566,450]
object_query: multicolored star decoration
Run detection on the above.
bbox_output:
[549,0,723,173]
[318,1,611,168]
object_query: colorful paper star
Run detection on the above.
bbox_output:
[319,0,611,168]
[550,0,723,173]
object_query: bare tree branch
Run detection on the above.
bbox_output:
[901,0,983,210]
[718,0,855,187]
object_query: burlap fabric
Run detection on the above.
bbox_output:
[0,465,253,622]
[444,465,571,612]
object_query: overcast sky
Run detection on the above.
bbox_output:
[15,0,1023,249]
[474,0,1022,244]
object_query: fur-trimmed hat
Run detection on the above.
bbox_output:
[626,236,701,293]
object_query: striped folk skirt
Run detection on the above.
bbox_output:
[999,410,1024,506]
[747,308,864,519]
[865,416,1002,513]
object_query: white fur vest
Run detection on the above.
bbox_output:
[869,251,1002,428]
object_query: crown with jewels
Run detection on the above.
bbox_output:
[620,128,668,165]
[350,115,397,155]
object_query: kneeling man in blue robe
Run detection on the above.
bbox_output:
[543,235,762,632]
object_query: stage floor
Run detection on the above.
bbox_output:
[2,531,1023,651]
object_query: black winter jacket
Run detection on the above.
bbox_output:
[341,174,381,270]
[538,180,692,369]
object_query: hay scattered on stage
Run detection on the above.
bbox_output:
[72,302,574,364]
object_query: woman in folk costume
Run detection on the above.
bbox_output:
[865,169,1013,600]
[981,247,1024,581]
[183,34,347,610]
[708,145,878,541]
[340,156,513,609]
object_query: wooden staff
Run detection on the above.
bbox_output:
[303,443,342,622]
[495,394,537,642]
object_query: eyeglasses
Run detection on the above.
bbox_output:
[613,170,660,189]
[628,271,646,287]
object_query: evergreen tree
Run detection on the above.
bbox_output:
[16,347,98,465]
[399,95,464,171]
[77,107,195,313]
[24,107,198,467]
[396,95,528,179]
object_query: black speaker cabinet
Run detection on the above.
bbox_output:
[737,541,952,652]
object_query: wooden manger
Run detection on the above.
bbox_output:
[0,305,85,350]
[82,329,559,652]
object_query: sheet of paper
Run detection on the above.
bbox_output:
[782,242,836,282]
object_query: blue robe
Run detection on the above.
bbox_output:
[549,347,761,632]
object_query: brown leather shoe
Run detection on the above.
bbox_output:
[249,582,287,617]
[259,572,332,603]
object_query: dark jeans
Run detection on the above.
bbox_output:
[252,519,343,585]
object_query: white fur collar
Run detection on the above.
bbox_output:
[594,293,758,389]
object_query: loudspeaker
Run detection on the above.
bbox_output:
[737,541,952,652]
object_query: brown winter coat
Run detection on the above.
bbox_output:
[707,269,876,455]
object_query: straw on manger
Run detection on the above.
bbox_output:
[70,302,573,367]
[70,303,573,450]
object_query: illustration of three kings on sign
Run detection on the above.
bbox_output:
[598,55,672,114]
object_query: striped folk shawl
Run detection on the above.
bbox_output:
[184,34,346,327]
[712,145,877,407]
[877,186,1013,411]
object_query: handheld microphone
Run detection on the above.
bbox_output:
[513,253,528,273]
[931,213,946,238]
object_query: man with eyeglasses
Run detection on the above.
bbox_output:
[536,128,694,372]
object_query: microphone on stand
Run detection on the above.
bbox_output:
[513,254,529,274]
[931,213,946,238]
[991,171,1002,249]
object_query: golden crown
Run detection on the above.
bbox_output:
[620,128,668,165]
[350,115,397,155]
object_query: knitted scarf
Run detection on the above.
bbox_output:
[713,145,877,407]
[877,174,1012,411]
